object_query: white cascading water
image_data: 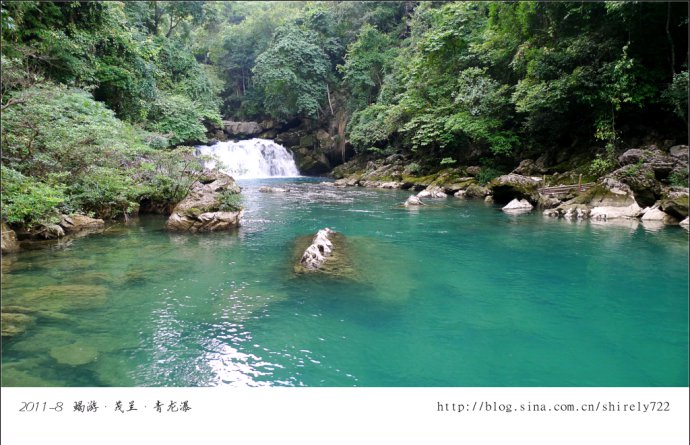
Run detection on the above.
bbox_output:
[196,138,300,179]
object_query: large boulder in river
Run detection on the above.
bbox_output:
[1,222,20,254]
[294,228,354,277]
[298,228,335,271]
[166,170,243,232]
[488,174,541,204]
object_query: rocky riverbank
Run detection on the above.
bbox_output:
[329,144,689,229]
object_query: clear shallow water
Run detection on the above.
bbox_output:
[1,178,688,386]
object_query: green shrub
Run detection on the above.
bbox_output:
[1,166,65,225]
[404,163,421,175]
[668,170,688,187]
[218,191,243,212]
[69,167,142,219]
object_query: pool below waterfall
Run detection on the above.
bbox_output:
[2,177,688,386]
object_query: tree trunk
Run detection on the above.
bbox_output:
[326,83,334,115]
[666,2,676,76]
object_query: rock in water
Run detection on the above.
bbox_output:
[502,198,533,213]
[49,342,98,366]
[404,196,424,207]
[641,207,677,224]
[259,186,289,193]
[166,170,243,232]
[299,228,334,271]
[679,217,689,230]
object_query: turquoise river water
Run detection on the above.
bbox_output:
[1,178,688,386]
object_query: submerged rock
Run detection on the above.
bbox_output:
[20,285,108,312]
[502,198,533,213]
[1,311,36,337]
[166,170,243,232]
[49,342,99,366]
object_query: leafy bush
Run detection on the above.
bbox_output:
[69,166,142,219]
[668,170,688,187]
[1,166,65,225]
[146,93,215,145]
[218,191,243,212]
[404,163,421,175]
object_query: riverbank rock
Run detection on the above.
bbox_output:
[669,145,689,163]
[502,199,533,213]
[679,217,689,229]
[640,207,677,224]
[613,145,688,206]
[1,222,20,254]
[488,174,541,204]
[545,178,642,220]
[464,183,491,199]
[512,158,547,176]
[166,170,243,232]
[659,192,689,220]
[259,186,289,193]
[59,214,105,235]
[417,186,447,198]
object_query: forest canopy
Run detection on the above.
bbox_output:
[1,1,688,228]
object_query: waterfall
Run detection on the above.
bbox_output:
[196,138,300,179]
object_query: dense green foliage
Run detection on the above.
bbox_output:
[194,1,687,163]
[1,1,219,228]
[1,1,687,229]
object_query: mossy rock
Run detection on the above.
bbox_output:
[1,365,66,387]
[20,285,108,312]
[293,233,358,279]
[49,342,99,366]
[1,312,36,337]
[660,194,688,219]
[11,327,76,353]
[568,184,635,207]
